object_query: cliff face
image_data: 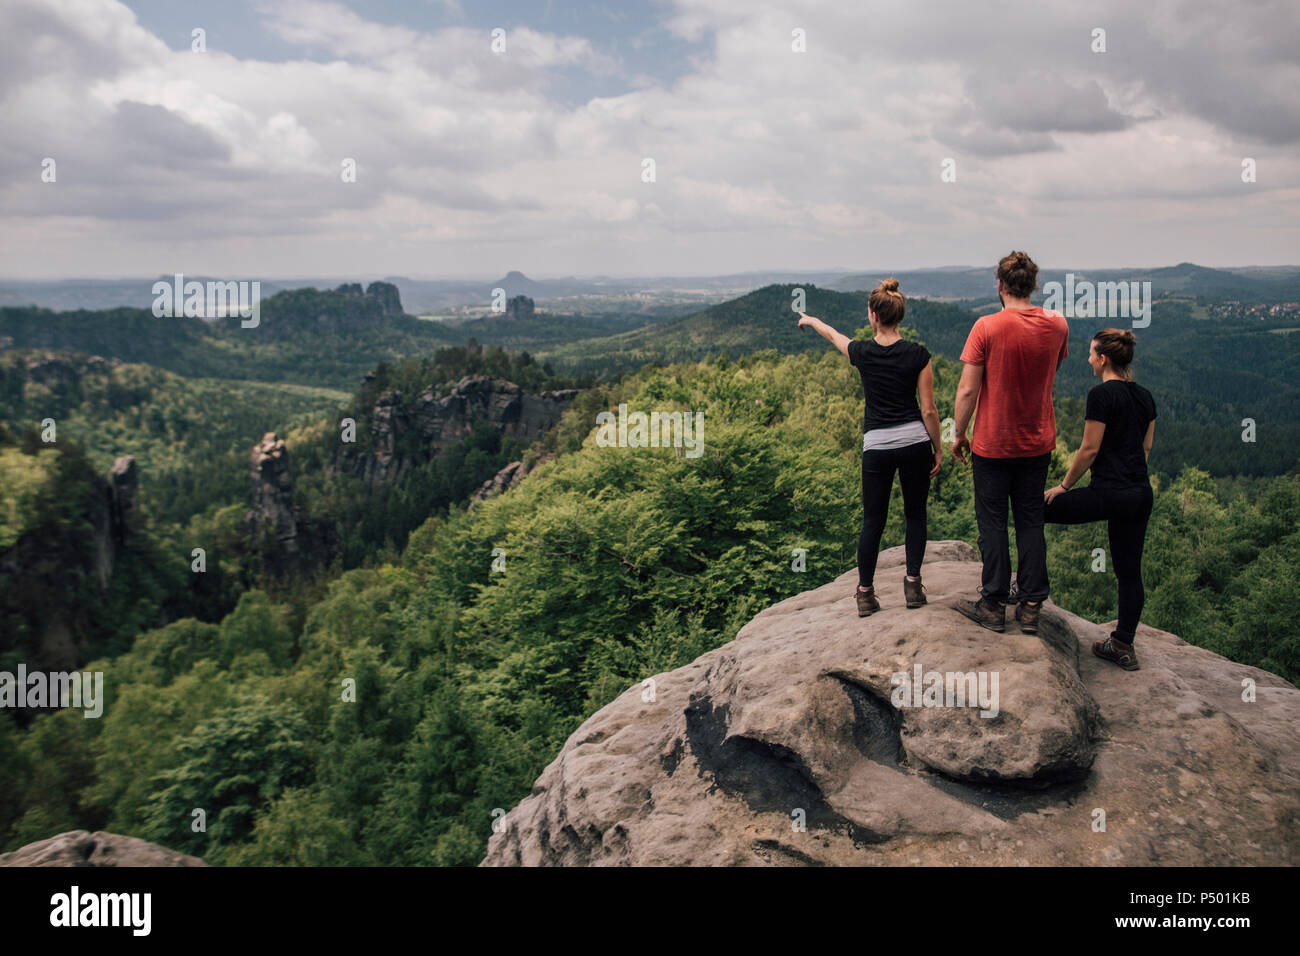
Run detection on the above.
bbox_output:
[482,541,1300,866]
[244,432,298,555]
[504,295,535,320]
[0,452,139,670]
[223,281,409,341]
[243,377,576,566]
[354,374,577,484]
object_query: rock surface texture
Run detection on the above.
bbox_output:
[483,541,1300,866]
[0,831,206,867]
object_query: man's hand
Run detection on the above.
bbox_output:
[797,311,817,331]
[930,448,943,479]
[952,435,971,464]
[1044,484,1068,504]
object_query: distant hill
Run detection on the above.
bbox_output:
[832,262,1300,303]
[8,265,1296,315]
[539,284,979,378]
[0,283,463,390]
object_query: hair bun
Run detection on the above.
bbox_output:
[1121,330,1137,344]
[878,277,900,294]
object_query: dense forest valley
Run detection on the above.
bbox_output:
[2,276,1297,864]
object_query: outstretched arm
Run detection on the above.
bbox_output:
[797,312,851,359]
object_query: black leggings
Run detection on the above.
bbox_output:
[1044,483,1153,643]
[859,440,932,587]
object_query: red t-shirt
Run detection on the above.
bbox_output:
[960,307,1069,458]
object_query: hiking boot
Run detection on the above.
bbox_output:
[855,585,880,617]
[1015,601,1041,635]
[904,576,927,609]
[1093,633,1140,671]
[952,595,1005,632]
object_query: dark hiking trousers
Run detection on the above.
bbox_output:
[859,440,932,587]
[1045,482,1153,643]
[972,452,1051,605]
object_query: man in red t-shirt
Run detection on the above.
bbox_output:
[951,251,1069,634]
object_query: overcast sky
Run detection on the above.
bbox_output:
[1,0,1297,278]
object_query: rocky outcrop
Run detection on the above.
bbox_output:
[469,454,557,508]
[0,831,206,867]
[233,282,408,341]
[472,461,528,505]
[1,449,140,667]
[365,281,404,318]
[109,455,138,545]
[504,295,535,321]
[243,432,298,554]
[7,350,120,385]
[361,376,577,484]
[483,541,1300,866]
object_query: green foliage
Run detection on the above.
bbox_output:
[217,591,294,670]
[143,698,311,862]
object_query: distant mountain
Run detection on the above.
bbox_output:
[8,264,1294,316]
[832,262,1300,302]
[540,284,979,378]
[0,282,463,390]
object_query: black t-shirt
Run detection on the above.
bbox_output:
[1086,380,1157,488]
[847,338,931,432]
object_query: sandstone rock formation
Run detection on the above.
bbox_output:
[362,375,576,484]
[365,281,404,318]
[469,454,556,508]
[483,541,1300,866]
[504,295,535,321]
[472,460,528,504]
[0,445,141,666]
[244,432,298,554]
[0,831,206,867]
[109,455,138,545]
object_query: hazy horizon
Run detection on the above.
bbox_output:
[5,261,1299,285]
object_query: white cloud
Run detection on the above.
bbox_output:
[0,0,1296,278]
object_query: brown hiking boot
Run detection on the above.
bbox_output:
[952,594,1005,632]
[904,576,927,609]
[855,585,880,617]
[1014,601,1041,634]
[1093,633,1140,671]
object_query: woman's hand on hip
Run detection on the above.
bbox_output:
[1044,484,1068,504]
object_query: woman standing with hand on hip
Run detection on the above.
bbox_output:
[798,278,943,617]
[1044,329,1156,671]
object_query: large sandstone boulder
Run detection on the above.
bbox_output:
[0,831,206,867]
[483,541,1300,866]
